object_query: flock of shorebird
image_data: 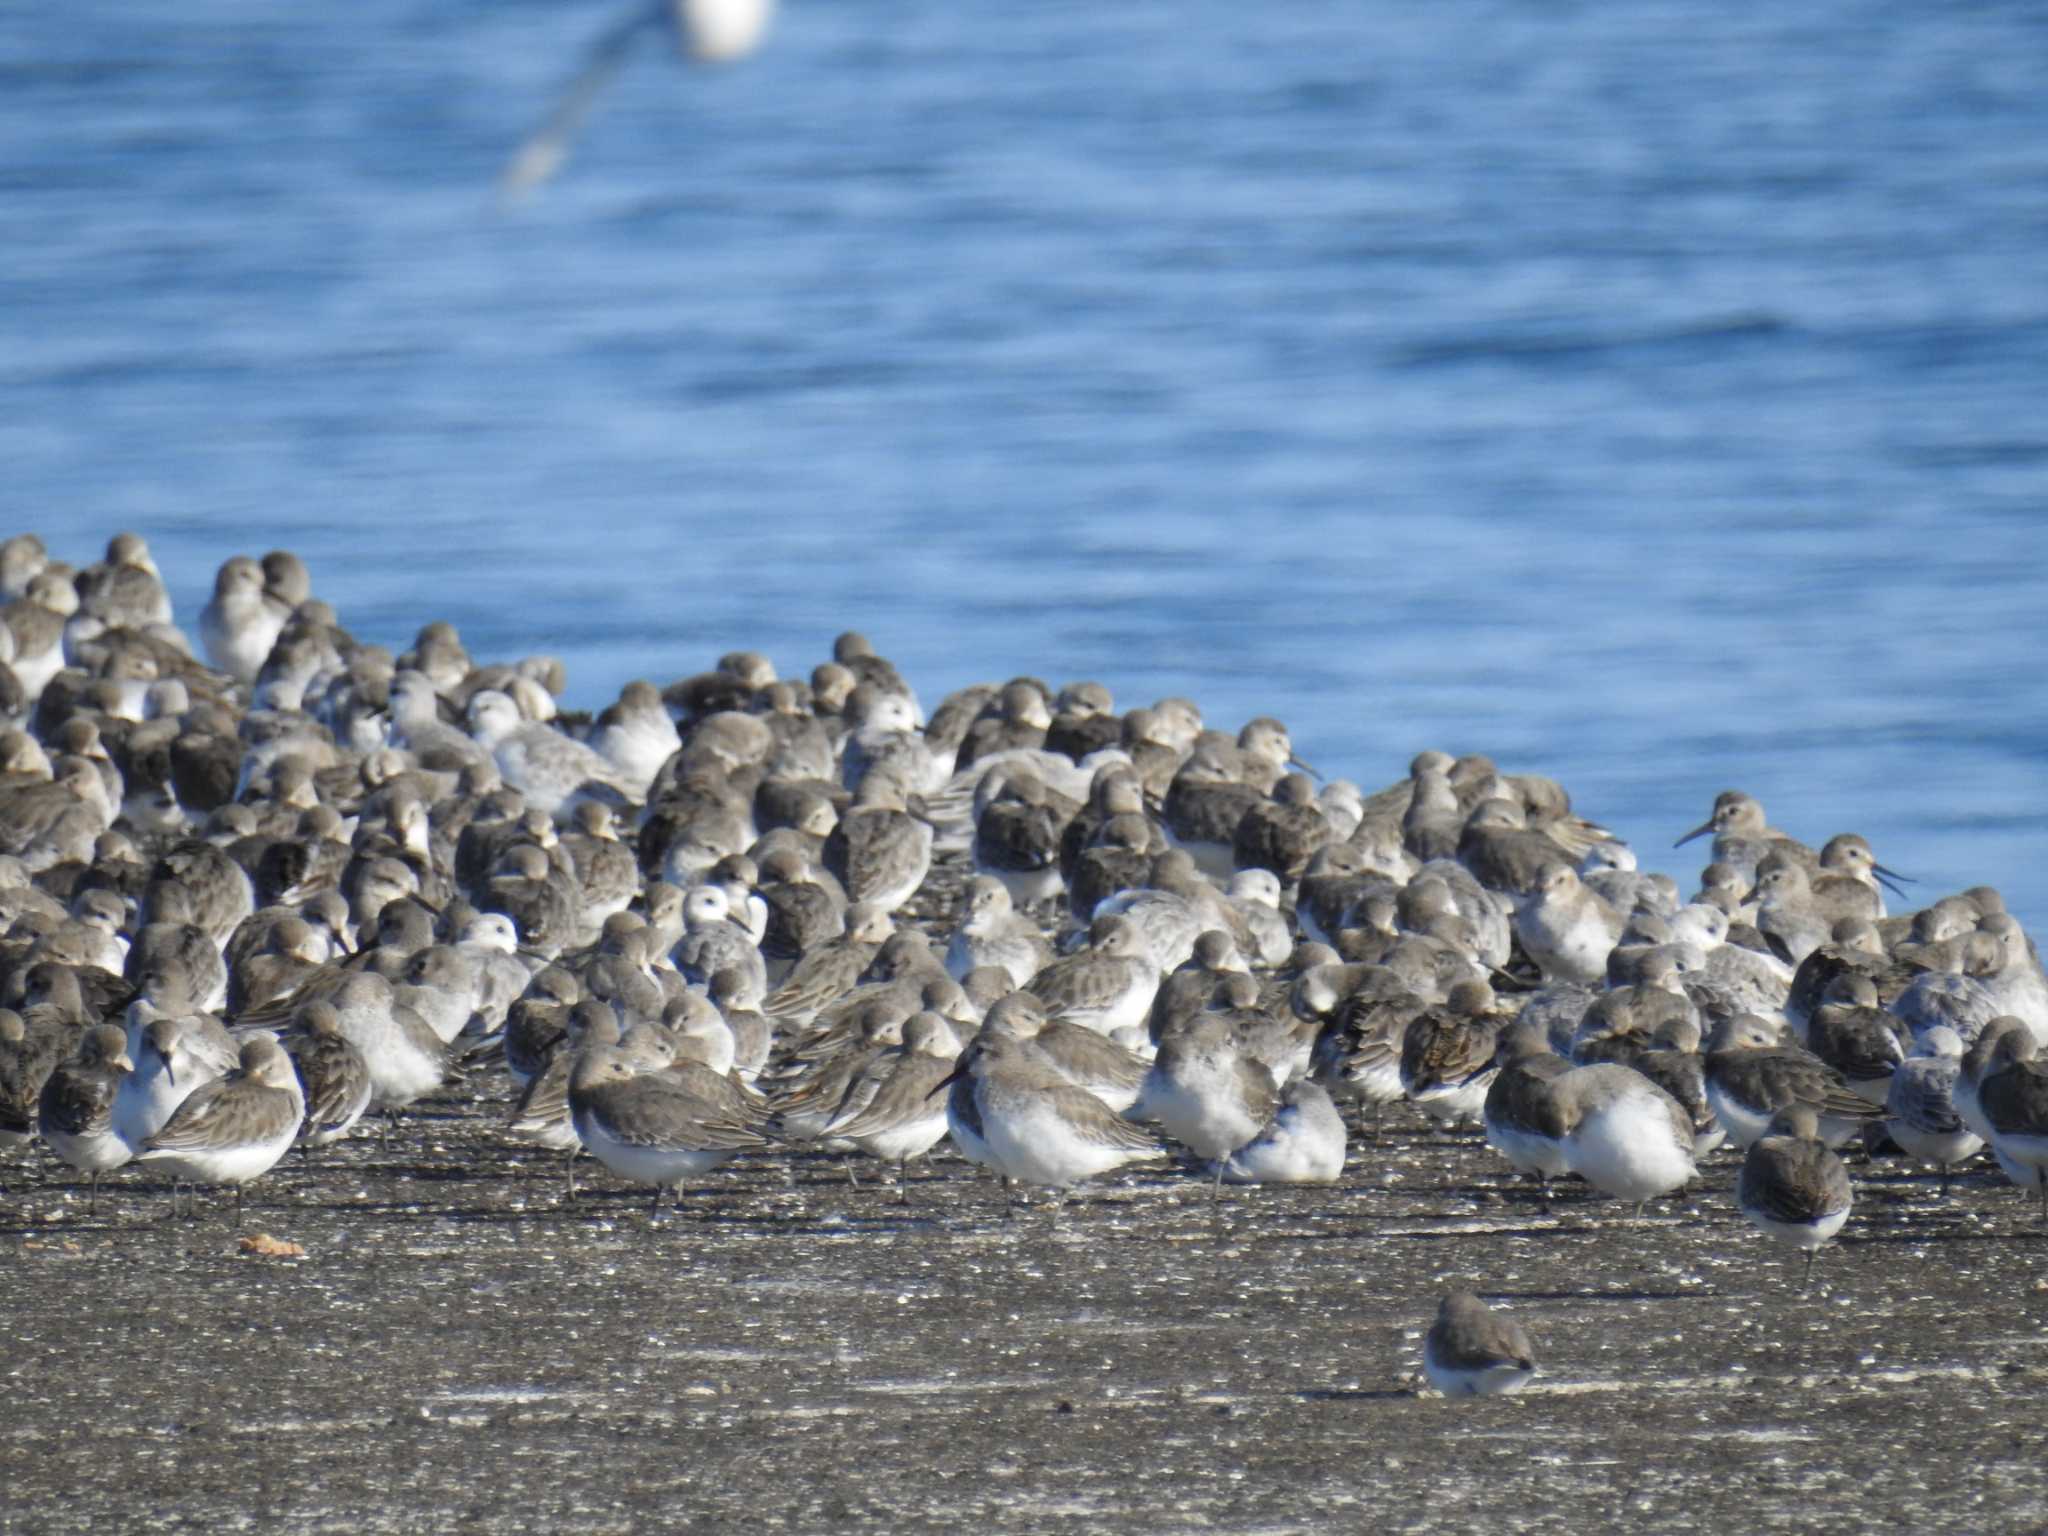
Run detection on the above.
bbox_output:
[4,530,2047,1396]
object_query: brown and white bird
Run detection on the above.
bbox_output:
[131,1036,306,1218]
[1736,1103,1853,1287]
[38,1024,135,1213]
[1423,1292,1537,1397]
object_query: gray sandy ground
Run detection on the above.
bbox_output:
[5,1091,2046,1535]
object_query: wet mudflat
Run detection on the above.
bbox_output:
[5,1098,2045,1536]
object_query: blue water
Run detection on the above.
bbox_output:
[5,1,2046,923]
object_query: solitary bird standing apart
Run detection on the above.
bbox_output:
[501,0,779,199]
[1423,1291,1537,1397]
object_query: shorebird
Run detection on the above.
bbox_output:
[507,1002,622,1195]
[589,680,682,797]
[970,766,1072,909]
[1514,861,1625,986]
[324,972,452,1112]
[1423,1292,1537,1397]
[1399,981,1504,1127]
[568,1040,775,1215]
[197,556,284,685]
[467,690,631,824]
[1956,1016,2031,1150]
[1737,1104,1853,1287]
[1024,914,1159,1042]
[1306,965,1428,1132]
[818,1012,959,1200]
[1704,1015,1882,1150]
[1975,1026,2048,1219]
[288,1001,375,1150]
[1132,1012,1278,1200]
[500,0,778,198]
[111,1009,238,1151]
[979,993,1148,1114]
[1161,740,1263,881]
[1483,1021,1572,1209]
[1805,974,1906,1104]
[1884,1026,1981,1191]
[131,1036,305,1215]
[1553,1062,1698,1215]
[946,875,1055,989]
[762,902,895,1028]
[823,771,933,916]
[38,1025,134,1214]
[1673,791,1815,885]
[0,1008,67,1152]
[936,1031,1160,1207]
[1220,1078,1346,1184]
[1232,773,1333,887]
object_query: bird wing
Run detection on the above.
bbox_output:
[1043,1080,1160,1152]
[144,1082,300,1154]
[595,1075,770,1152]
[499,1,664,200]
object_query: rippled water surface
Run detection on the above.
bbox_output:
[6,1,2045,919]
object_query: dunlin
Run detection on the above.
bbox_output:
[1399,980,1504,1126]
[38,1024,134,1212]
[1221,1078,1346,1184]
[1423,1292,1537,1397]
[1673,791,1815,886]
[1553,1062,1698,1214]
[1805,974,1906,1104]
[823,772,933,916]
[1161,740,1263,880]
[288,1001,375,1149]
[132,1036,306,1219]
[1025,914,1159,1043]
[819,1013,959,1199]
[1737,1104,1853,1286]
[1482,1022,1572,1208]
[1884,1026,1981,1191]
[1306,965,1427,1129]
[946,875,1055,989]
[937,1031,1161,1201]
[1704,1015,1883,1150]
[971,767,1073,908]
[981,993,1148,1114]
[568,1040,775,1215]
[1132,1011,1279,1198]
[1975,1026,2048,1219]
